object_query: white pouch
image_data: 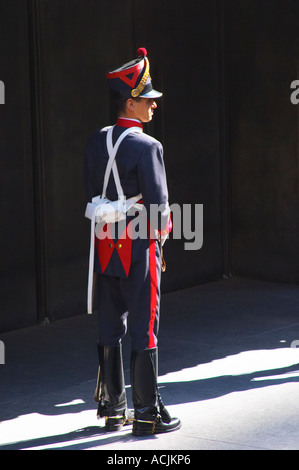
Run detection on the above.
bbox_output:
[85,196,126,224]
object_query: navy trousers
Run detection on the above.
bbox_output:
[96,237,162,351]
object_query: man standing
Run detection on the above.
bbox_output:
[84,48,181,436]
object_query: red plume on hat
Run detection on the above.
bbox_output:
[137,47,147,57]
[106,47,162,99]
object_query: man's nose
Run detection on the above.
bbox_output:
[152,101,157,109]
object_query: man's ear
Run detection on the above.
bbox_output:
[126,98,135,112]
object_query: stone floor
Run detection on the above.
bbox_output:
[1,277,299,451]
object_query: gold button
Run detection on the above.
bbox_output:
[109,243,113,248]
[118,243,122,249]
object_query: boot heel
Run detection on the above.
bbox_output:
[132,415,181,436]
[105,416,125,432]
[132,418,156,436]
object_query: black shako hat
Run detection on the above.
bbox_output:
[106,47,162,100]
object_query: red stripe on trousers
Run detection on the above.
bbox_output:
[148,231,158,348]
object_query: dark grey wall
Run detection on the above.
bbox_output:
[227,0,299,283]
[0,0,37,331]
[1,0,298,332]
[134,1,224,290]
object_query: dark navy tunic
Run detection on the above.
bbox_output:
[84,119,171,350]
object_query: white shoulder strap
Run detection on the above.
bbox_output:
[102,126,142,198]
[86,125,142,314]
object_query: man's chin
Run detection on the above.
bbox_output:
[141,117,152,123]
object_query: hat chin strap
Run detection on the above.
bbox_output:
[131,57,150,98]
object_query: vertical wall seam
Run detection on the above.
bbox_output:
[216,0,232,278]
[27,0,50,323]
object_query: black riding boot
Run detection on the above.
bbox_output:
[94,343,132,431]
[130,348,181,436]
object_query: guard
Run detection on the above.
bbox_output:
[84,47,181,436]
